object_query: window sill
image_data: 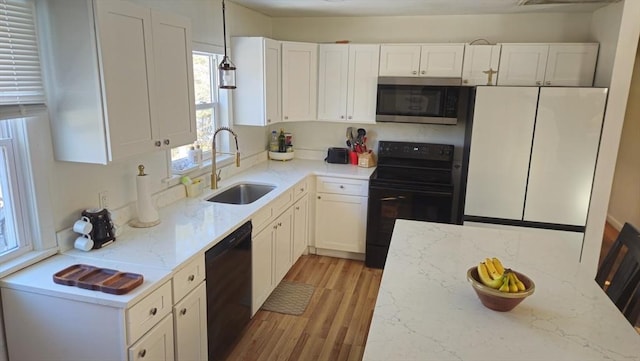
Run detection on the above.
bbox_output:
[0,248,58,278]
[164,155,235,186]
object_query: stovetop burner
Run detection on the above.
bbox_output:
[371,141,455,187]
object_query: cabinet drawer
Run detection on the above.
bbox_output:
[293,178,308,201]
[271,188,294,215]
[172,256,205,302]
[253,204,273,232]
[128,313,174,361]
[127,281,173,345]
[316,176,368,196]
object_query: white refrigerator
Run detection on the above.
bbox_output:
[464,86,607,227]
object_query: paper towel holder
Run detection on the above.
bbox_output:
[130,164,161,228]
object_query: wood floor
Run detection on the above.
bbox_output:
[225,255,383,361]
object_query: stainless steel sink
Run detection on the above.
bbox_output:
[206,183,275,205]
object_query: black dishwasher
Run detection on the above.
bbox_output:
[205,221,252,361]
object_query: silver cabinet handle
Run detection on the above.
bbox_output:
[420,70,426,75]
[284,116,289,120]
[339,185,345,189]
[295,206,300,210]
[139,349,147,358]
[267,119,271,123]
[340,115,344,119]
[273,224,277,229]
[155,141,161,147]
[300,188,304,192]
[545,81,551,85]
[149,307,157,316]
[180,308,187,315]
[463,79,469,84]
[412,70,417,75]
[536,81,542,86]
[317,196,321,199]
[278,222,282,227]
[348,115,352,119]
[164,139,170,145]
[188,274,195,282]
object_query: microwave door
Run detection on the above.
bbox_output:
[376,84,457,125]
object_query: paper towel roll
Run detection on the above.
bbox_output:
[136,172,159,223]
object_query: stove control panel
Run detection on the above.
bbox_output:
[378,141,454,161]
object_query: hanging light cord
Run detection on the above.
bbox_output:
[222,0,228,58]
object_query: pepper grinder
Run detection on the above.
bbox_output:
[130,164,160,228]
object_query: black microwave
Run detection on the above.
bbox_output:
[376,77,463,125]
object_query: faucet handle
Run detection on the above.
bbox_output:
[216,169,222,182]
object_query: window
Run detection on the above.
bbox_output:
[171,50,230,174]
[0,0,52,265]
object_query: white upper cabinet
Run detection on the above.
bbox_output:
[462,44,501,86]
[232,37,281,126]
[42,0,195,164]
[379,44,464,77]
[318,44,380,123]
[497,43,598,86]
[282,41,318,121]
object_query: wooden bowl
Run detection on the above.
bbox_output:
[467,267,535,312]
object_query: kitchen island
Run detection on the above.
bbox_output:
[363,220,640,361]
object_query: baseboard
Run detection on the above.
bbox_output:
[313,247,365,261]
[606,214,624,231]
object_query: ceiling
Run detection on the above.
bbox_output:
[228,0,619,18]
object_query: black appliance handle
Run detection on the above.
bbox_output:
[370,184,453,197]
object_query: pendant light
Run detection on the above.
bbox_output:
[219,0,236,89]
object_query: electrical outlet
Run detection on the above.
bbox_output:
[98,190,109,209]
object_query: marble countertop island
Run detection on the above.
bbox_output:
[363,220,640,361]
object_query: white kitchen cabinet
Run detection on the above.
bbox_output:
[41,0,195,164]
[274,207,294,285]
[292,194,309,262]
[252,222,274,315]
[318,44,380,123]
[462,44,501,86]
[173,282,207,361]
[172,256,207,361]
[497,43,598,86]
[465,86,607,227]
[129,314,175,361]
[282,41,318,121]
[315,177,368,253]
[379,44,464,77]
[231,37,281,126]
[524,87,607,225]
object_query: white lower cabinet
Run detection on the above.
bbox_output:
[274,208,294,285]
[173,282,207,361]
[315,177,368,254]
[292,194,309,262]
[129,314,175,361]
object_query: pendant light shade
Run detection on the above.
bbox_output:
[219,0,236,89]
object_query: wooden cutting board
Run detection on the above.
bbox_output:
[53,264,143,295]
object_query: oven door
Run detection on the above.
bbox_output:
[365,183,453,268]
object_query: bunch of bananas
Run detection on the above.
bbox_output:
[476,257,526,293]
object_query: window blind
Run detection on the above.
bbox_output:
[0,0,45,119]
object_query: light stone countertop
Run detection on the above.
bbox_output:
[0,159,375,307]
[363,220,640,361]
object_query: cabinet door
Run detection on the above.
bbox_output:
[93,0,156,161]
[524,87,606,226]
[252,226,274,315]
[282,41,318,121]
[497,44,548,86]
[151,9,196,149]
[129,314,175,361]
[274,208,294,285]
[465,86,538,220]
[379,45,421,76]
[265,38,282,125]
[292,195,309,263]
[347,44,380,123]
[174,282,207,361]
[315,193,367,253]
[462,44,501,86]
[419,44,464,77]
[317,44,349,121]
[544,44,598,86]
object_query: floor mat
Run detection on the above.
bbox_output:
[261,281,315,315]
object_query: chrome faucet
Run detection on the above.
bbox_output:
[211,126,240,190]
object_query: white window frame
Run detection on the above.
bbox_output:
[170,43,232,177]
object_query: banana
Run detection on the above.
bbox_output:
[507,273,519,293]
[484,258,502,280]
[498,275,510,292]
[511,272,526,292]
[477,262,504,289]
[491,257,505,275]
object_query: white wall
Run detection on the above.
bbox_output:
[607,44,640,229]
[47,0,272,230]
[582,0,640,275]
[272,12,593,43]
[591,2,624,87]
